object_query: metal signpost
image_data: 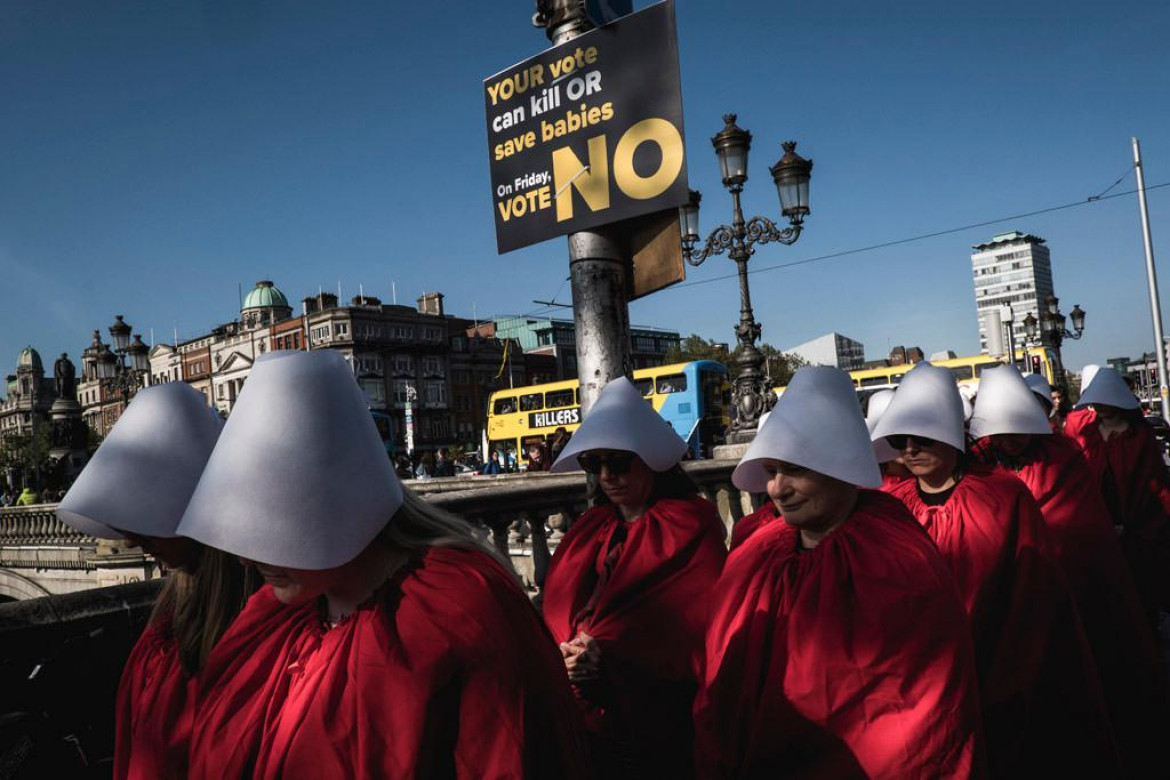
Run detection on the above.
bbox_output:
[486,0,688,415]
[1132,137,1170,421]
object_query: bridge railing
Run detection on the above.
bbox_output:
[0,505,96,546]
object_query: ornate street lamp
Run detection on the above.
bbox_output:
[1024,295,1086,395]
[680,114,813,444]
[92,316,151,432]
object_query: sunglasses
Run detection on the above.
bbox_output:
[885,434,941,450]
[577,452,636,475]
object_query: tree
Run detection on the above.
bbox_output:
[666,333,806,386]
[664,334,731,364]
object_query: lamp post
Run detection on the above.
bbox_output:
[679,114,813,444]
[93,315,150,433]
[1022,295,1085,394]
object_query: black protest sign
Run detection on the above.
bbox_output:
[484,1,688,254]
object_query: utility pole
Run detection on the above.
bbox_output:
[1133,137,1170,421]
[538,1,631,417]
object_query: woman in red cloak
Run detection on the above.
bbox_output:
[970,365,1167,776]
[542,376,727,778]
[696,367,985,779]
[873,362,1120,776]
[56,383,254,780]
[1064,366,1170,627]
[178,350,588,779]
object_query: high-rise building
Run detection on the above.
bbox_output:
[784,332,865,371]
[971,231,1054,353]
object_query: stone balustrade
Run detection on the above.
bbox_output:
[0,505,96,545]
[0,460,758,596]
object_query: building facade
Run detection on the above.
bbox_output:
[971,231,1054,353]
[493,316,680,379]
[785,332,865,371]
[0,348,54,443]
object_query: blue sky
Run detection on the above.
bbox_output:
[2,0,1168,378]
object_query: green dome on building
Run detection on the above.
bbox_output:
[242,280,290,310]
[17,346,42,371]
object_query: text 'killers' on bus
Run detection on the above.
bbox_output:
[531,408,581,428]
[483,1,688,253]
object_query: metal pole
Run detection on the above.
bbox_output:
[545,6,631,416]
[1133,137,1170,421]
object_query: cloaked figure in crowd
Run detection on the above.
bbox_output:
[178,350,588,779]
[542,377,727,778]
[873,362,1120,776]
[1064,366,1170,629]
[1024,373,1065,434]
[866,388,913,486]
[970,365,1167,776]
[56,383,256,780]
[695,367,985,778]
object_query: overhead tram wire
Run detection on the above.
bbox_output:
[661,181,1170,293]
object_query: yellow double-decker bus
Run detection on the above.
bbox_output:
[487,361,731,467]
[775,346,1058,397]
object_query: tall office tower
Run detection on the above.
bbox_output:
[971,231,1054,353]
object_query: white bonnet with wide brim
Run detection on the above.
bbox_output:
[871,362,966,451]
[177,349,403,570]
[1076,367,1139,411]
[969,364,1053,438]
[550,376,687,473]
[57,382,222,539]
[1024,373,1053,405]
[734,366,881,492]
[1081,364,1100,394]
[865,389,900,464]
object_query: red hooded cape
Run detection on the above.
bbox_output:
[885,464,1119,776]
[695,490,985,779]
[729,502,778,551]
[974,434,1167,776]
[114,621,192,780]
[190,547,588,779]
[542,495,727,778]
[1065,407,1170,615]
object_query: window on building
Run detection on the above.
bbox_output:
[361,379,386,405]
[425,381,447,405]
[450,336,466,352]
[422,356,443,376]
[392,326,414,340]
[393,354,413,374]
[393,380,412,404]
[633,336,656,352]
[424,327,442,341]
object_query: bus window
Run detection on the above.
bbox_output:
[974,361,1000,377]
[546,389,574,408]
[519,393,543,411]
[949,367,973,382]
[860,376,892,388]
[891,373,906,384]
[633,378,653,397]
[493,397,516,415]
[657,374,687,394]
[575,388,580,404]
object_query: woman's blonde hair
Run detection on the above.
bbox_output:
[377,487,512,572]
[149,545,259,676]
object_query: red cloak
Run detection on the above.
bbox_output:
[190,547,588,779]
[1065,407,1170,615]
[885,464,1120,776]
[542,495,727,778]
[729,502,778,551]
[974,434,1167,776]
[114,621,192,780]
[695,490,985,779]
